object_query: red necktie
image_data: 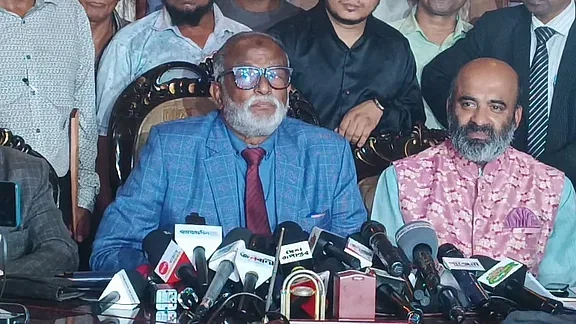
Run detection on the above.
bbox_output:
[241,148,271,235]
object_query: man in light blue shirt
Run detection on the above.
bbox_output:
[372,58,576,288]
[389,0,472,130]
[96,0,250,137]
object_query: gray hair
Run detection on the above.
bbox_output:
[212,31,290,81]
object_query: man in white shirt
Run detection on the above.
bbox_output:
[0,0,99,242]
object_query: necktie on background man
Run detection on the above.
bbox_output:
[242,148,271,235]
[527,26,556,158]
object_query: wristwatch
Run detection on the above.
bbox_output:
[373,98,385,113]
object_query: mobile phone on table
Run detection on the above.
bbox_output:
[0,181,21,227]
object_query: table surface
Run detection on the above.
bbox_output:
[0,299,497,324]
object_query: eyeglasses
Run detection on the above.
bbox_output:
[218,66,293,90]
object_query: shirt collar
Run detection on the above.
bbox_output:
[531,0,575,37]
[153,3,236,38]
[398,6,472,40]
[225,119,276,160]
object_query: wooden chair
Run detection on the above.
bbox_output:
[0,128,59,204]
[106,61,215,195]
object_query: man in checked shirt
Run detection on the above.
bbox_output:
[0,0,99,243]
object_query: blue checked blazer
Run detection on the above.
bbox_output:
[91,111,367,271]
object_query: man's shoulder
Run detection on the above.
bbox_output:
[267,8,312,37]
[108,11,161,46]
[475,5,529,30]
[0,147,47,179]
[368,16,409,42]
[217,11,252,33]
[152,111,219,139]
[280,118,347,149]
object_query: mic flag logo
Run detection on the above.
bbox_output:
[159,262,169,276]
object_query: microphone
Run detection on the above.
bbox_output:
[93,269,147,314]
[360,221,405,276]
[475,255,563,314]
[274,221,313,275]
[438,286,466,323]
[196,228,252,317]
[143,230,199,288]
[437,243,490,310]
[395,221,440,293]
[309,227,361,270]
[173,222,223,290]
[185,212,205,225]
[377,283,423,324]
[344,233,374,269]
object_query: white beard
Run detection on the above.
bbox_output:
[221,91,288,138]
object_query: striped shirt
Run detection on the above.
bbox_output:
[0,0,99,211]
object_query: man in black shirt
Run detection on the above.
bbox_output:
[268,0,424,148]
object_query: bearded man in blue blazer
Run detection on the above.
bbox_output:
[91,32,367,271]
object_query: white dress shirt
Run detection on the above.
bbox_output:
[529,0,575,114]
[0,0,99,211]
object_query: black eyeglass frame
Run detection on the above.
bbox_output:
[217,66,294,90]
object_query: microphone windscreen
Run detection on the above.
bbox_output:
[360,220,387,239]
[395,221,439,262]
[142,230,172,266]
[470,255,499,271]
[219,227,252,248]
[314,257,345,274]
[274,221,304,242]
[281,227,309,245]
[348,232,368,246]
[437,243,464,262]
[125,270,148,297]
[248,234,274,255]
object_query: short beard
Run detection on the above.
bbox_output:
[448,110,517,164]
[221,89,288,138]
[325,1,369,25]
[163,0,213,26]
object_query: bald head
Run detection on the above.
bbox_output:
[213,32,288,79]
[451,58,520,107]
[447,58,523,164]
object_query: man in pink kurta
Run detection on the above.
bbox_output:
[372,58,576,287]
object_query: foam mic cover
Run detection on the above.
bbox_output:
[218,228,252,249]
[274,222,313,274]
[143,230,173,266]
[360,221,405,276]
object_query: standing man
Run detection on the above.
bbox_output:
[268,0,424,149]
[390,0,471,129]
[80,0,130,71]
[422,0,576,182]
[216,0,302,31]
[0,0,100,242]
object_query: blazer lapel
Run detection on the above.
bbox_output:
[547,11,576,153]
[275,123,304,224]
[512,8,532,151]
[204,116,240,229]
